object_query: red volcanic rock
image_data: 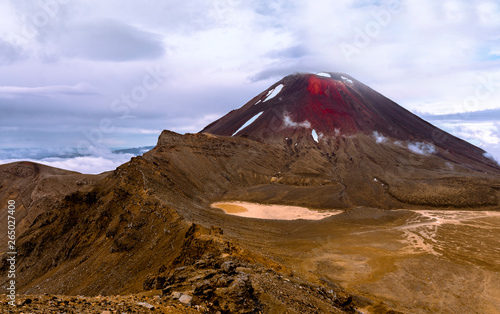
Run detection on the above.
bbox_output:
[202,72,499,172]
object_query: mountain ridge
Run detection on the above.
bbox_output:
[1,72,499,313]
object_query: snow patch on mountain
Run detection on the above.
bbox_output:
[232,112,263,136]
[316,72,331,78]
[264,84,284,102]
[312,129,319,142]
[341,76,353,84]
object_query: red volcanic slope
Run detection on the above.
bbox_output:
[201,72,499,171]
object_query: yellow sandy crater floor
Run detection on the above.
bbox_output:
[212,201,342,220]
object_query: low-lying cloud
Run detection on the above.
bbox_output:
[408,142,437,155]
[372,132,437,155]
[372,131,388,144]
[0,146,148,174]
[0,154,133,174]
[484,152,500,165]
[283,112,311,128]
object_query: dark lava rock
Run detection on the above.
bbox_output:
[221,261,237,274]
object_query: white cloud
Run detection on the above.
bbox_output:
[104,127,162,135]
[0,38,25,64]
[372,131,387,143]
[408,142,436,155]
[489,49,500,57]
[424,119,500,162]
[371,132,439,156]
[283,112,311,128]
[477,1,500,26]
[58,19,165,62]
[436,121,500,145]
[484,152,500,165]
[0,82,98,97]
[169,114,224,133]
[0,154,134,174]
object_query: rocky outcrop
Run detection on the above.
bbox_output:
[145,224,357,313]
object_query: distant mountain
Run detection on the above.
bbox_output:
[0,146,154,160]
[203,72,498,172]
[112,146,155,155]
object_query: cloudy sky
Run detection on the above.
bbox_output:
[1,0,500,173]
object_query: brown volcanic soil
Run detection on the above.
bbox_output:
[1,131,499,313]
[1,73,500,313]
[0,133,363,312]
[0,162,108,253]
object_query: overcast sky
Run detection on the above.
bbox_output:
[1,0,500,172]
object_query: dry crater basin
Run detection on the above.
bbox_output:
[209,204,500,314]
[212,202,342,220]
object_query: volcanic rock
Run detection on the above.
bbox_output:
[0,72,499,314]
[202,72,497,172]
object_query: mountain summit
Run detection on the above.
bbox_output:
[202,72,498,172]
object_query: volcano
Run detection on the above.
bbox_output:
[1,72,500,313]
[201,72,499,209]
[203,72,498,172]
